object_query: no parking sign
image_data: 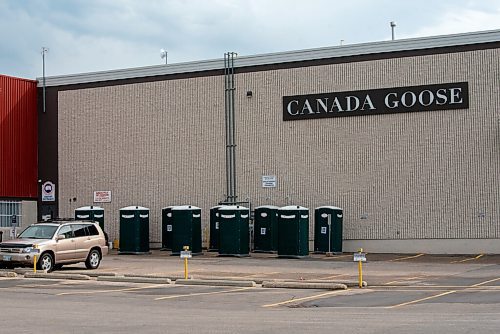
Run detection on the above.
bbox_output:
[42,181,55,202]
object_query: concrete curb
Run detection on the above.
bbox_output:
[262,279,367,288]
[195,276,265,284]
[68,271,117,277]
[0,271,17,277]
[262,281,348,290]
[123,273,187,280]
[14,268,33,275]
[175,279,256,287]
[24,272,92,280]
[97,276,172,284]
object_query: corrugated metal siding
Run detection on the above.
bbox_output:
[0,75,38,198]
[56,48,499,243]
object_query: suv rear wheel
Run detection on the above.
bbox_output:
[85,249,101,269]
[38,252,54,272]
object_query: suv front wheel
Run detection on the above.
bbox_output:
[38,252,54,272]
[85,249,101,269]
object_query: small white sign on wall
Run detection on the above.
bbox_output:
[94,191,112,203]
[262,175,277,188]
[260,227,267,235]
[321,226,327,234]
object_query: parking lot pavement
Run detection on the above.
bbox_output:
[0,251,500,334]
[2,273,500,334]
[48,251,498,286]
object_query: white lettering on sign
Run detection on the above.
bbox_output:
[94,191,112,203]
[284,82,468,121]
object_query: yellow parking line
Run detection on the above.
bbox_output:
[384,276,424,285]
[318,274,349,280]
[389,253,424,262]
[469,277,500,287]
[262,289,348,308]
[242,272,280,278]
[57,284,167,296]
[386,290,456,309]
[450,254,484,264]
[321,254,352,260]
[155,287,253,301]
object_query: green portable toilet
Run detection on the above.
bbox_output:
[314,206,343,253]
[75,206,104,230]
[119,206,150,254]
[161,206,176,250]
[209,205,222,251]
[170,205,202,255]
[253,205,279,253]
[218,205,249,256]
[277,206,309,258]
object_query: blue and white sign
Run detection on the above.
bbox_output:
[42,181,55,202]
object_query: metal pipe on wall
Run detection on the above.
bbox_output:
[224,52,237,204]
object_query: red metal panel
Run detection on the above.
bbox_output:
[0,74,38,198]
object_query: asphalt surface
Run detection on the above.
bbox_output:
[1,252,500,333]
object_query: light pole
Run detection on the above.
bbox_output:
[41,47,48,113]
[160,49,167,64]
[390,21,396,41]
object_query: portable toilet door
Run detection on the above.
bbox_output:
[314,206,344,253]
[171,205,202,255]
[161,206,176,250]
[75,206,104,230]
[119,206,150,254]
[277,206,309,258]
[253,205,279,253]
[209,205,222,251]
[218,205,250,256]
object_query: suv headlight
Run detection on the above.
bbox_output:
[22,247,40,254]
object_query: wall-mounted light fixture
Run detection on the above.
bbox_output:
[246,91,253,98]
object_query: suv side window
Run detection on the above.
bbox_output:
[58,225,74,239]
[86,224,99,236]
[73,224,89,238]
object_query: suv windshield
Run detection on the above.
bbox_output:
[18,225,58,239]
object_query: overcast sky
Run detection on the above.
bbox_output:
[1,0,499,80]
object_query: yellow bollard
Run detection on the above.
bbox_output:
[358,248,363,288]
[183,246,189,280]
[33,244,38,273]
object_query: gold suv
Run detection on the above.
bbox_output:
[0,220,108,272]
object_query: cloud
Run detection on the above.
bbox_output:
[402,6,500,38]
[0,0,499,79]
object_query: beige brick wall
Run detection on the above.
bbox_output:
[58,48,500,247]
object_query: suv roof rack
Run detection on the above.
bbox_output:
[36,218,96,224]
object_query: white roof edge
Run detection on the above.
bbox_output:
[279,205,309,210]
[162,206,177,210]
[255,205,280,209]
[316,206,343,210]
[37,29,500,87]
[218,205,249,211]
[171,205,201,210]
[75,206,103,211]
[120,206,149,210]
